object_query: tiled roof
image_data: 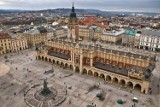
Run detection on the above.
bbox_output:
[48,51,70,60]
[0,32,10,39]
[142,30,160,36]
[93,62,128,76]
[24,29,40,35]
[124,30,136,36]
[103,30,125,36]
[37,26,47,33]
[50,39,149,60]
[79,17,108,28]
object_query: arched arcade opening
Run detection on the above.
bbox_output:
[75,66,80,73]
[106,75,112,82]
[88,70,93,76]
[134,84,142,92]
[112,77,119,84]
[127,82,134,89]
[94,72,99,77]
[82,68,87,75]
[100,74,105,80]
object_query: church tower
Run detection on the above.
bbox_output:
[68,2,79,42]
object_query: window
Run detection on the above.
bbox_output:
[86,59,90,63]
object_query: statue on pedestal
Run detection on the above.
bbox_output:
[40,79,52,96]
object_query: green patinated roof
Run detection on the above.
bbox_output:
[124,30,136,36]
[87,105,92,107]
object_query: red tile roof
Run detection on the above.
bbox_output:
[0,32,10,39]
[79,17,108,28]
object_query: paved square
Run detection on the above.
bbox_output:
[0,49,159,107]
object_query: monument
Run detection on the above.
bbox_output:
[40,79,53,97]
[25,79,66,107]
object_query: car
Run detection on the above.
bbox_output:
[132,97,138,102]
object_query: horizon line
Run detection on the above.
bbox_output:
[0,8,160,14]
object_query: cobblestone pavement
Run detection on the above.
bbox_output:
[0,49,159,107]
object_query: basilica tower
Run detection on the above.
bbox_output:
[68,2,79,42]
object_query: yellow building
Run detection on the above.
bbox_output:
[0,32,12,54]
[11,33,28,52]
[24,27,48,47]
[35,3,155,94]
[54,27,67,38]
[79,26,89,40]
[79,25,102,41]
[0,47,3,54]
[36,39,155,94]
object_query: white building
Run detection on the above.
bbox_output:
[140,30,160,51]
[101,29,125,43]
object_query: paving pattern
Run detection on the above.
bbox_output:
[25,83,66,107]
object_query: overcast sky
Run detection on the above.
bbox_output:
[0,0,160,13]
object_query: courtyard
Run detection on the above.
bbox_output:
[0,49,159,107]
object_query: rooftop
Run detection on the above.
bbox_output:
[10,33,24,39]
[141,30,160,36]
[124,29,136,36]
[48,51,70,60]
[24,29,40,35]
[93,61,128,76]
[50,39,150,60]
[37,26,47,33]
[103,30,125,36]
[0,32,10,39]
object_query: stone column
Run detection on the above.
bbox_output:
[71,46,75,72]
[89,51,94,67]
[80,49,83,74]
[71,46,74,62]
[133,84,135,90]
[143,46,145,50]
[153,48,155,52]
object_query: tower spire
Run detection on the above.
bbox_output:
[72,0,74,7]
[72,0,75,13]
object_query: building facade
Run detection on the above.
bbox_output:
[122,29,136,47]
[11,33,28,52]
[54,27,67,38]
[36,39,155,94]
[24,27,48,47]
[140,30,160,51]
[0,32,12,54]
[79,25,102,41]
